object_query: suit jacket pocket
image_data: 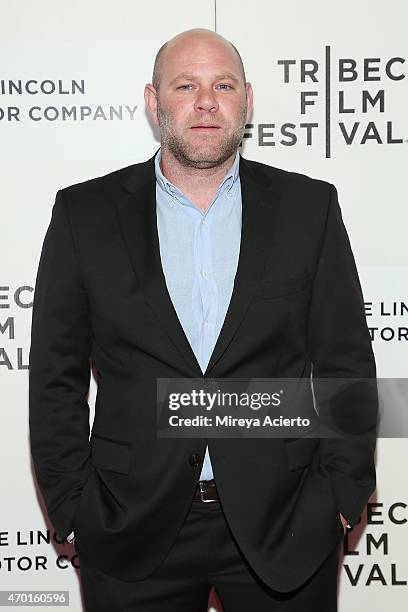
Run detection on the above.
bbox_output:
[90,434,132,474]
[284,438,318,471]
[254,273,310,302]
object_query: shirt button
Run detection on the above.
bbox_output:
[201,270,208,278]
[204,320,209,327]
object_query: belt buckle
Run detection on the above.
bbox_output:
[199,480,217,503]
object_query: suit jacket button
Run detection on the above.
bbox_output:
[189,453,201,467]
[202,378,216,388]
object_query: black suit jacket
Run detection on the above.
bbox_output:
[29,153,377,592]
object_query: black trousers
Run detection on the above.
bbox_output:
[78,498,341,611]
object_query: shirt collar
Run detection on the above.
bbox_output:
[154,148,240,200]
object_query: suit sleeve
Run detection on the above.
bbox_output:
[307,183,378,528]
[29,189,92,541]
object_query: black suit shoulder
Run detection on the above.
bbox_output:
[240,155,334,194]
[240,156,337,229]
[61,157,154,197]
[55,155,156,222]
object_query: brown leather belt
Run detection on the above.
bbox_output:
[194,479,219,503]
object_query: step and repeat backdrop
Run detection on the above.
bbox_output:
[1,1,407,610]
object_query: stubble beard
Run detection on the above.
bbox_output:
[157,98,247,170]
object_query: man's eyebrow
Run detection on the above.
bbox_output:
[169,72,241,86]
[215,73,240,83]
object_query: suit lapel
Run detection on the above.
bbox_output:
[204,156,281,375]
[116,153,281,378]
[116,154,203,377]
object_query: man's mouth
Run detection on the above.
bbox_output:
[190,125,221,131]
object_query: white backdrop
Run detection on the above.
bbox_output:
[1,1,407,610]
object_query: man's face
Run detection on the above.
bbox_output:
[146,35,253,169]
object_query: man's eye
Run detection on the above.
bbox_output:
[178,84,193,90]
[217,83,233,90]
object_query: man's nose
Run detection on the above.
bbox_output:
[194,88,219,112]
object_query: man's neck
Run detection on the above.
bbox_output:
[159,147,237,211]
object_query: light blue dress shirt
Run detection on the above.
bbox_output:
[155,148,242,480]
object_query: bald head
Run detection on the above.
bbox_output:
[152,28,246,92]
[144,27,253,171]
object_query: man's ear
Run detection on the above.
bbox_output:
[245,82,254,124]
[144,84,159,126]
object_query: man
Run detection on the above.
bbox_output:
[29,28,377,611]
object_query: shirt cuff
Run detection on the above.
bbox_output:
[66,531,75,543]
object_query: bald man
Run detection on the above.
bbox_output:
[29,28,377,611]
